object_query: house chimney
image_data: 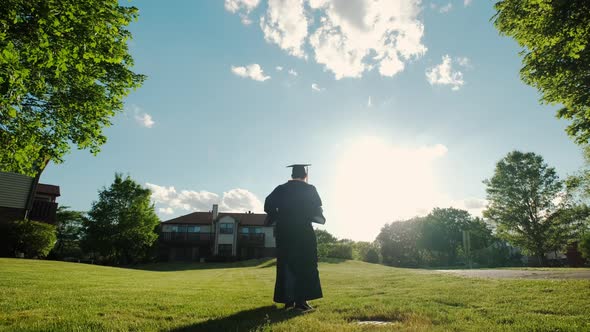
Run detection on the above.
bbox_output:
[212,204,218,220]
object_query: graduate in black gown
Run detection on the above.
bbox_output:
[264,164,325,312]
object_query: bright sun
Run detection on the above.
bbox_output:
[326,136,449,241]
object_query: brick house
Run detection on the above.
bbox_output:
[159,204,276,261]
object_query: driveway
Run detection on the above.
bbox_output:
[436,269,590,280]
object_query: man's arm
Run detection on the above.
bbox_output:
[310,185,326,224]
[264,186,280,226]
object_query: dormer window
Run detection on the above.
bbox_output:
[220,223,234,234]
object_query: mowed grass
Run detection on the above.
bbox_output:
[1,258,590,332]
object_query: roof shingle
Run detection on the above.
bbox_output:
[161,211,268,226]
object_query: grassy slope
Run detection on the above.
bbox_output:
[1,258,589,332]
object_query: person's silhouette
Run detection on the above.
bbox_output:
[264,164,325,312]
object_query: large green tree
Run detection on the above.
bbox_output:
[82,174,159,264]
[0,1,145,176]
[493,0,590,144]
[483,151,565,265]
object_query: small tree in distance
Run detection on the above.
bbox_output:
[82,173,159,265]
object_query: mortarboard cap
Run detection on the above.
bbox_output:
[287,164,311,179]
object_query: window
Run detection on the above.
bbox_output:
[187,226,200,233]
[220,223,234,234]
[163,225,179,232]
[240,227,249,234]
[218,244,232,257]
[252,227,263,234]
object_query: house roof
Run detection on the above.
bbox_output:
[36,183,60,197]
[219,212,267,226]
[161,211,268,226]
[161,212,213,225]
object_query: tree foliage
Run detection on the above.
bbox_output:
[483,151,565,265]
[0,220,56,258]
[49,206,85,259]
[493,0,590,143]
[0,0,145,176]
[352,241,380,263]
[579,233,590,262]
[377,217,424,267]
[82,174,159,264]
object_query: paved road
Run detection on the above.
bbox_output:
[436,269,590,280]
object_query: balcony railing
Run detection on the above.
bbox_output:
[29,200,58,224]
[160,232,212,243]
[238,233,265,246]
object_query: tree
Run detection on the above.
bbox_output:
[376,217,423,267]
[493,0,590,144]
[483,151,565,266]
[315,229,337,245]
[419,208,473,266]
[82,174,159,264]
[579,233,590,262]
[315,228,338,258]
[326,241,353,260]
[0,1,145,176]
[352,241,380,263]
[0,220,56,258]
[364,247,380,264]
[49,206,85,259]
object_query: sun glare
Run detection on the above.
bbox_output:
[327,136,448,241]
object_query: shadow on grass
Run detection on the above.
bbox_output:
[169,305,299,332]
[130,258,276,272]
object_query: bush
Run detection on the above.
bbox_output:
[364,248,380,263]
[0,220,57,258]
[326,242,353,260]
[579,233,590,261]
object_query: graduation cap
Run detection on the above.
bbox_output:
[287,164,311,179]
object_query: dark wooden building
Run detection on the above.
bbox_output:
[0,171,60,225]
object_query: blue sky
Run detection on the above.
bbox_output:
[42,0,584,241]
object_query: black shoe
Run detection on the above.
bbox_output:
[284,302,295,310]
[294,301,314,313]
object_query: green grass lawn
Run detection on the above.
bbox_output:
[1,258,590,331]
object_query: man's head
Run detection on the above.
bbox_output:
[287,164,310,181]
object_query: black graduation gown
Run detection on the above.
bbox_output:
[264,180,324,303]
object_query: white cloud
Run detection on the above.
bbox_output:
[225,0,261,25]
[455,56,472,68]
[227,0,426,79]
[158,207,174,215]
[220,189,264,212]
[288,69,298,76]
[225,0,260,12]
[145,183,263,218]
[308,0,426,79]
[129,105,155,128]
[311,83,324,92]
[135,113,155,128]
[464,0,473,6]
[367,96,373,107]
[426,55,464,91]
[439,3,452,13]
[448,198,488,218]
[276,66,283,71]
[231,64,271,81]
[260,0,309,58]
